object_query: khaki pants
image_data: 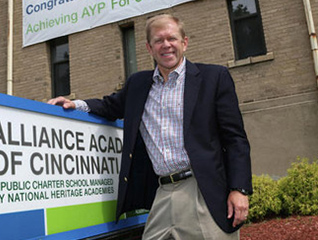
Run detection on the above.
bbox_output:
[142,176,239,240]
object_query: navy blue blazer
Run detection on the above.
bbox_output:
[85,60,252,233]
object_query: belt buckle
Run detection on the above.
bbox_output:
[169,173,176,184]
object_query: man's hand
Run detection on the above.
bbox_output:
[227,190,249,227]
[47,96,75,109]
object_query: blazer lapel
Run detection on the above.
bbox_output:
[132,74,153,121]
[184,61,202,136]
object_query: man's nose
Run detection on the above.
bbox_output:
[162,39,171,47]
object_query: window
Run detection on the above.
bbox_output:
[227,0,267,60]
[122,26,137,79]
[50,37,70,97]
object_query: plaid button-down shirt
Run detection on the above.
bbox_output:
[139,59,190,176]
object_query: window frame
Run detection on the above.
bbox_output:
[227,0,267,60]
[121,24,138,79]
[50,37,71,98]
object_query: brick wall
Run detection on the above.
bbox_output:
[0,0,8,93]
[7,2,51,101]
[6,0,317,103]
[231,0,316,102]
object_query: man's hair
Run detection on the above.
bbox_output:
[146,14,186,43]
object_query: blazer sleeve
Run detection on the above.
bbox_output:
[84,79,130,121]
[216,67,252,193]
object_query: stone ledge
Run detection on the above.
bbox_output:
[240,91,318,114]
[228,52,274,68]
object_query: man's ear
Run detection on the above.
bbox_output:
[146,42,153,55]
[182,36,189,52]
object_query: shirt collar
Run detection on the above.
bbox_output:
[153,57,186,84]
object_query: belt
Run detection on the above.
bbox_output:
[159,169,192,185]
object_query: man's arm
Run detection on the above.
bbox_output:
[214,67,252,227]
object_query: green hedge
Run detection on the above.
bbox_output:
[248,174,282,221]
[248,157,318,222]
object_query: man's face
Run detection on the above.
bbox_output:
[146,19,188,76]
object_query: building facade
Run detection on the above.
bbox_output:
[1,0,318,177]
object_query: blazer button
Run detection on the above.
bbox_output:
[129,153,133,159]
[124,177,128,182]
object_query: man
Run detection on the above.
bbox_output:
[48,14,252,240]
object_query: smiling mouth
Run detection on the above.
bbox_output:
[162,53,174,57]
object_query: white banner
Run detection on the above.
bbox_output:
[23,0,194,47]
